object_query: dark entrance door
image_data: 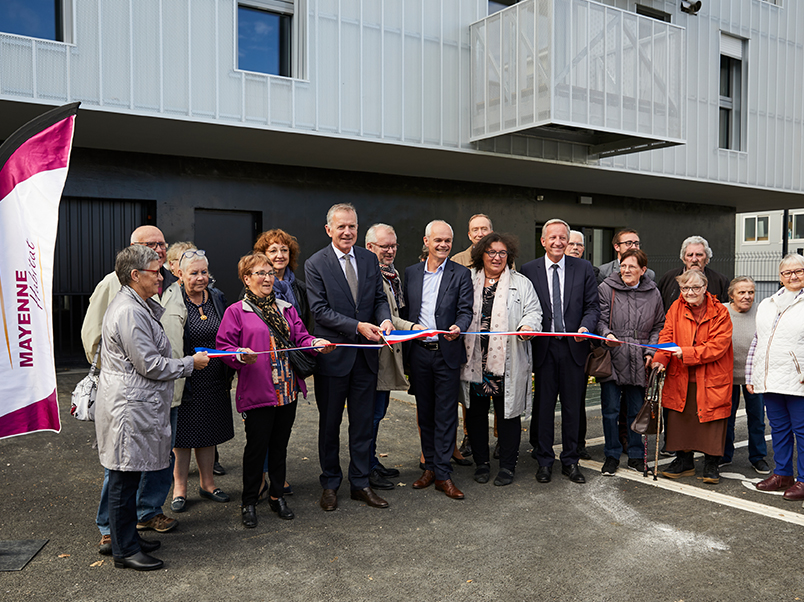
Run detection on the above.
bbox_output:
[194,209,262,305]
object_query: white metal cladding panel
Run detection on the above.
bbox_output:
[382,2,404,141]
[36,41,69,100]
[100,0,131,108]
[0,36,35,98]
[72,0,100,105]
[161,0,190,115]
[131,0,161,111]
[191,0,218,118]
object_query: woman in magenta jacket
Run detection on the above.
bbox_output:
[217,252,333,528]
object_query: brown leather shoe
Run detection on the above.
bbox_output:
[783,481,804,500]
[350,486,389,508]
[435,479,465,499]
[320,488,337,511]
[413,470,435,489]
[756,474,795,492]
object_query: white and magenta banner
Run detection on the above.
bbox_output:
[0,102,79,439]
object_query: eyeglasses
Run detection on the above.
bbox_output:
[780,268,804,279]
[138,268,161,275]
[485,250,508,258]
[680,286,704,293]
[617,240,640,248]
[134,241,167,250]
[250,270,276,278]
[373,244,398,251]
[181,249,206,260]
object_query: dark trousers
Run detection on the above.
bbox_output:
[370,390,391,471]
[578,378,588,449]
[242,402,297,505]
[724,385,767,464]
[466,392,521,472]
[530,338,584,466]
[410,344,459,481]
[314,352,377,491]
[108,469,143,558]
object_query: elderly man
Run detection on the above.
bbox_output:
[404,220,474,499]
[451,213,493,267]
[723,277,770,474]
[305,204,393,511]
[657,235,730,311]
[81,225,186,555]
[364,223,417,490]
[596,229,655,284]
[521,219,600,484]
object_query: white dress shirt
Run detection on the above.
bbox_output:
[544,254,565,332]
[420,260,446,341]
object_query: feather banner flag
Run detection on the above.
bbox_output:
[0,102,80,439]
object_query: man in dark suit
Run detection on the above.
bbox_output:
[521,219,600,484]
[656,235,730,311]
[403,220,474,499]
[305,203,393,511]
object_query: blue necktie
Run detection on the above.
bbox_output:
[551,264,564,332]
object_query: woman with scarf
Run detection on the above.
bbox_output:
[217,253,333,528]
[461,233,542,486]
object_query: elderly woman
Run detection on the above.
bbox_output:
[166,241,196,277]
[461,233,542,486]
[217,253,333,528]
[169,249,235,512]
[652,269,733,484]
[748,254,804,500]
[254,229,312,332]
[95,245,208,571]
[598,249,665,476]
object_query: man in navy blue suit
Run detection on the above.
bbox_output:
[521,219,600,484]
[305,203,393,511]
[403,220,474,499]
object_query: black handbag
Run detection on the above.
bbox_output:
[243,299,317,379]
[631,366,665,435]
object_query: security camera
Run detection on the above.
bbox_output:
[680,1,702,14]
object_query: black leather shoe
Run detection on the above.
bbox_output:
[199,487,230,503]
[138,538,161,554]
[375,462,400,478]
[213,461,226,476]
[267,497,295,520]
[113,551,164,571]
[535,465,552,483]
[241,504,258,528]
[562,463,586,483]
[577,447,592,460]
[451,454,472,466]
[350,487,389,508]
[369,468,395,490]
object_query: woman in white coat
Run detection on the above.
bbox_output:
[462,233,542,486]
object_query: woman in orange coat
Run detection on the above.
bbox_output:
[652,269,733,484]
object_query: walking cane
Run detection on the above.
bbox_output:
[653,371,665,481]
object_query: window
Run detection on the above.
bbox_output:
[635,4,671,22]
[0,0,72,43]
[791,214,804,241]
[744,216,769,243]
[719,34,745,150]
[238,0,305,78]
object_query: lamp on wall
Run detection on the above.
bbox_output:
[680,1,702,15]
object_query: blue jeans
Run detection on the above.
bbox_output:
[600,381,644,460]
[722,385,767,464]
[96,406,178,535]
[370,391,391,471]
[764,392,804,481]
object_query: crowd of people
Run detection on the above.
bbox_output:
[81,207,804,571]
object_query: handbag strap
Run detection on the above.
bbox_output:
[646,366,664,400]
[88,339,101,378]
[243,298,292,350]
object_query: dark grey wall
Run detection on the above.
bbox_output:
[61,148,736,279]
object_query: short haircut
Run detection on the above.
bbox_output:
[166,242,196,266]
[253,228,301,271]
[468,213,493,230]
[470,232,519,270]
[780,253,804,272]
[238,252,271,283]
[569,230,585,244]
[425,220,453,238]
[326,203,358,227]
[728,276,755,298]
[178,251,209,272]
[614,229,639,245]
[619,248,648,269]
[676,268,708,289]
[116,245,158,286]
[541,218,570,239]
[365,223,395,246]
[679,235,713,261]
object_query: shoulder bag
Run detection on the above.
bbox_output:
[71,343,100,421]
[244,299,317,379]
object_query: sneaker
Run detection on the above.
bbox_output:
[702,456,720,484]
[752,459,772,475]
[601,457,619,476]
[718,458,732,468]
[136,513,178,533]
[98,534,112,556]
[627,458,652,474]
[660,455,695,479]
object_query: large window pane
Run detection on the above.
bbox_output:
[238,5,291,76]
[744,217,756,242]
[757,216,769,241]
[794,214,804,240]
[1,0,60,41]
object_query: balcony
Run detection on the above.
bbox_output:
[470,0,685,158]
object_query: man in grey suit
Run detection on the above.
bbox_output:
[597,229,655,284]
[305,203,393,511]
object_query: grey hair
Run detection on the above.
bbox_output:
[179,251,209,272]
[365,223,395,246]
[468,213,493,230]
[326,203,358,227]
[728,276,755,298]
[425,220,454,238]
[780,253,804,271]
[675,268,708,289]
[541,219,571,239]
[679,235,713,261]
[569,230,585,244]
[116,245,158,286]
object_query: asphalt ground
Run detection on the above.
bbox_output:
[1,371,803,602]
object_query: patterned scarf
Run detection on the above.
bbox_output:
[244,289,291,345]
[461,265,510,381]
[380,264,404,309]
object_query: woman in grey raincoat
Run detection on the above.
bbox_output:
[95,245,209,571]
